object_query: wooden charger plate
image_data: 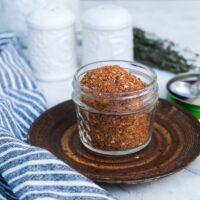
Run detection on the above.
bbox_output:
[28,99,200,184]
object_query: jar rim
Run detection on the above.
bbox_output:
[73,60,157,97]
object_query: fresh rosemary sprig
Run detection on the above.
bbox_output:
[134,27,200,73]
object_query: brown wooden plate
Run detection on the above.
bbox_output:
[28,99,200,184]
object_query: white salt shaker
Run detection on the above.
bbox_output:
[82,4,133,65]
[27,5,77,81]
[0,0,80,47]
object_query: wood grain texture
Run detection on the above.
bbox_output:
[28,99,200,184]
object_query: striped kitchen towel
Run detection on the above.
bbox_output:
[0,34,116,200]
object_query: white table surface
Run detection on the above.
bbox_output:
[37,68,200,200]
[36,1,200,199]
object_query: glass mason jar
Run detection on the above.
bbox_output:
[72,61,158,156]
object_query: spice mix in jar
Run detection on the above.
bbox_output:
[72,61,158,156]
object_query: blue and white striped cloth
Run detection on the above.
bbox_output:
[0,34,115,200]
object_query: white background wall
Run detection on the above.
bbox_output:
[0,0,199,54]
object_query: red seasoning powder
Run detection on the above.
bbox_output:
[79,65,150,150]
[81,65,146,92]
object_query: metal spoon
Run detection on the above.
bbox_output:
[170,76,200,99]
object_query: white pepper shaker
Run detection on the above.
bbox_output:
[27,5,77,81]
[82,4,133,65]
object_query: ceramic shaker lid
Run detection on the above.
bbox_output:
[27,4,75,29]
[82,4,132,30]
